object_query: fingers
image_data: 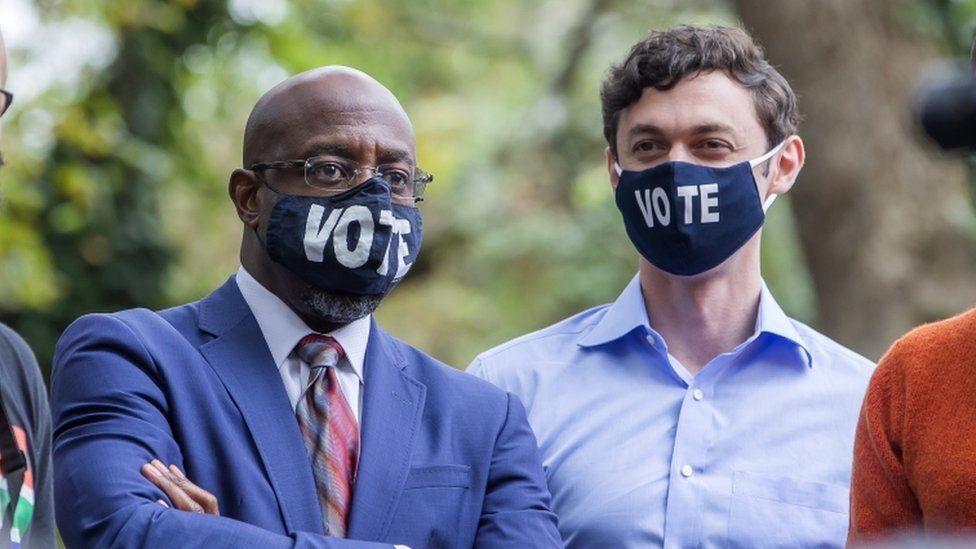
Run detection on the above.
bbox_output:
[142,460,204,513]
[141,460,219,515]
[168,464,220,515]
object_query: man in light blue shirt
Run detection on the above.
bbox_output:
[468,25,873,548]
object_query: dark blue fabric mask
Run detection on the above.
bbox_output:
[264,176,423,296]
[614,142,784,276]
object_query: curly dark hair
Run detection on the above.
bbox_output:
[601,25,799,158]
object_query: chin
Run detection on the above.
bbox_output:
[297,285,384,325]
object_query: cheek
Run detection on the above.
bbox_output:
[252,189,279,229]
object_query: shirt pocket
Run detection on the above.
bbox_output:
[726,471,848,549]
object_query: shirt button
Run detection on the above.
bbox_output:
[680,465,693,478]
[692,389,704,401]
[645,334,655,346]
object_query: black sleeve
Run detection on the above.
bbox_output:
[0,323,55,549]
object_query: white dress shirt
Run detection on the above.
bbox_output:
[235,266,369,423]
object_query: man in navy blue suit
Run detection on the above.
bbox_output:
[50,66,561,548]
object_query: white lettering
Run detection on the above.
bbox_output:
[303,205,342,262]
[652,187,670,226]
[635,190,656,228]
[376,211,395,276]
[394,218,413,278]
[700,183,719,223]
[333,205,374,268]
[676,185,699,224]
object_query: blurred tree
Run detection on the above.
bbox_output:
[3,0,247,368]
[7,0,906,374]
[733,0,976,359]
[2,0,828,372]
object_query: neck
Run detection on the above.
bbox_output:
[639,239,762,375]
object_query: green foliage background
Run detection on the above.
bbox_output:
[0,0,971,372]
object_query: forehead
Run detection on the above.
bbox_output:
[616,71,764,143]
[255,77,415,162]
[284,107,415,162]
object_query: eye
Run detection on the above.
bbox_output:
[698,139,733,152]
[381,168,412,192]
[633,140,663,153]
[306,160,350,185]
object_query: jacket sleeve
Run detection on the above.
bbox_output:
[474,392,562,548]
[847,342,922,542]
[0,324,56,549]
[51,313,391,549]
[23,334,55,549]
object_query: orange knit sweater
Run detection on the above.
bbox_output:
[848,307,976,543]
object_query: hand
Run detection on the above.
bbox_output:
[141,459,220,516]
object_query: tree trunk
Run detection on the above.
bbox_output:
[732,0,976,360]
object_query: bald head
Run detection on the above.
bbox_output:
[242,66,414,167]
[0,27,8,163]
[0,27,7,88]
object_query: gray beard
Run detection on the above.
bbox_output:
[299,286,384,324]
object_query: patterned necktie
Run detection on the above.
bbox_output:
[295,334,360,537]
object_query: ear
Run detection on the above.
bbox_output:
[605,146,620,191]
[229,168,265,228]
[765,135,805,197]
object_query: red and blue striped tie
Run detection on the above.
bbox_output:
[295,334,360,537]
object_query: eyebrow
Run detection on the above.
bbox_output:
[304,142,415,165]
[627,122,740,139]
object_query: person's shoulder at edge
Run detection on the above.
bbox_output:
[0,321,38,367]
[467,302,614,383]
[870,305,976,384]
[0,322,47,400]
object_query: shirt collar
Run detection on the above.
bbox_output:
[754,281,813,367]
[577,274,813,368]
[235,266,370,382]
[577,274,650,348]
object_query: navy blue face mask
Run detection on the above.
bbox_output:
[614,142,785,276]
[263,176,423,296]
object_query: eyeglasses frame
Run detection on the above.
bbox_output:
[248,157,433,202]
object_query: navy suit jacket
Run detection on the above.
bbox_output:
[51,278,561,548]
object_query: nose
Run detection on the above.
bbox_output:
[351,165,384,186]
[665,145,694,163]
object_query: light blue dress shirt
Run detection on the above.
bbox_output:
[468,275,873,548]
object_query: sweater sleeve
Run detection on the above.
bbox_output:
[848,340,922,542]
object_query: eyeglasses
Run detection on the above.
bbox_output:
[249,156,433,202]
[0,90,12,119]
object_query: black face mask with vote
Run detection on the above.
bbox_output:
[614,142,785,276]
[263,176,423,296]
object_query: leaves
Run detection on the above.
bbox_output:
[1,0,839,372]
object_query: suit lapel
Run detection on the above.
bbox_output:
[347,319,426,541]
[197,279,323,534]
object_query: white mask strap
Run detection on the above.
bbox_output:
[749,139,788,168]
[753,140,788,213]
[614,162,623,176]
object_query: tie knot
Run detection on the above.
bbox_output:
[296,334,345,370]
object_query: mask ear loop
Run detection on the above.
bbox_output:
[614,163,623,176]
[749,140,788,212]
